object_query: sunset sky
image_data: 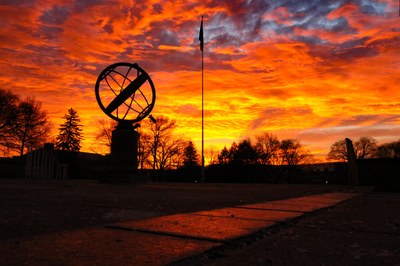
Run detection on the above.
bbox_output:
[0,0,399,160]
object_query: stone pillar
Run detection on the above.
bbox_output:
[345,138,359,185]
[109,121,139,181]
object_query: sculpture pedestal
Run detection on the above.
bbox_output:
[108,122,139,182]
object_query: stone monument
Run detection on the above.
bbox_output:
[345,138,359,185]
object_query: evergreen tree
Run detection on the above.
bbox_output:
[55,108,83,151]
[233,139,257,165]
[183,141,200,168]
[217,146,230,164]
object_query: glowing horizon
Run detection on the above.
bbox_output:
[0,0,399,160]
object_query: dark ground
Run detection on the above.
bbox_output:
[1,179,399,265]
[1,179,348,240]
[175,191,400,266]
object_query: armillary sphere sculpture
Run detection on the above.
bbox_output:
[95,62,156,126]
[95,62,156,171]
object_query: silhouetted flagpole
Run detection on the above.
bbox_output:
[199,16,205,182]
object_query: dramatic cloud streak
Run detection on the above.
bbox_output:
[0,0,399,159]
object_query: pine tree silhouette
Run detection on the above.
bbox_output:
[55,108,83,152]
[183,141,200,168]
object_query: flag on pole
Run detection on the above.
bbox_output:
[199,15,205,182]
[199,16,204,51]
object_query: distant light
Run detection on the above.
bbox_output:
[325,181,328,184]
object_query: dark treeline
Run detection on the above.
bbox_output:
[327,136,400,161]
[0,89,50,156]
[0,89,83,157]
[95,116,320,183]
[2,89,399,183]
[96,118,314,166]
[215,135,314,166]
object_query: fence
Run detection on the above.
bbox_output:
[25,149,67,179]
